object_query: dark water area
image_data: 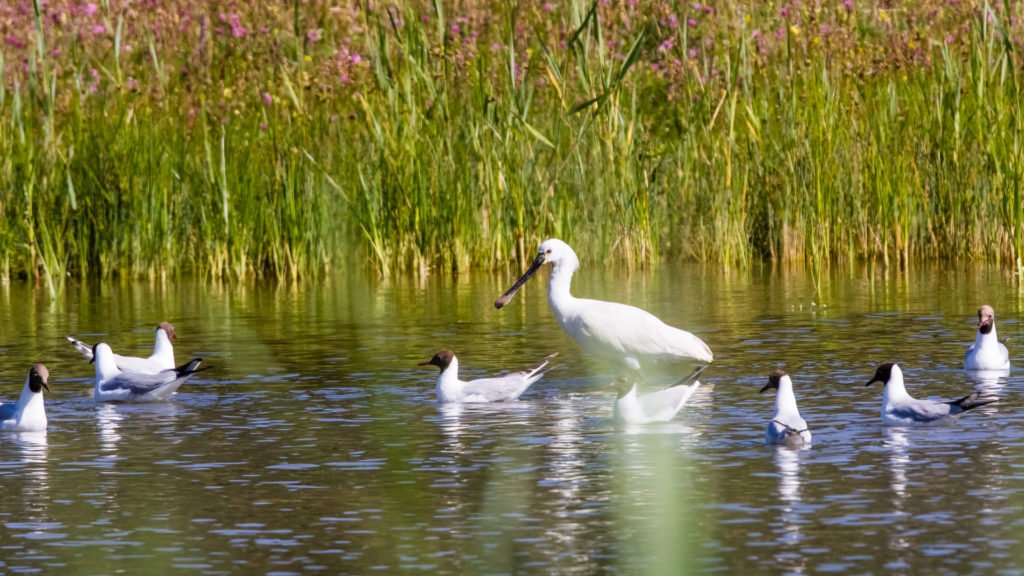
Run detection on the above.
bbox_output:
[0,264,1022,574]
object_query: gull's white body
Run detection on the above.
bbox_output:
[877,364,992,426]
[68,326,176,374]
[765,375,811,447]
[613,381,701,424]
[434,354,555,403]
[965,325,1010,371]
[0,374,47,433]
[93,343,199,403]
[500,239,712,374]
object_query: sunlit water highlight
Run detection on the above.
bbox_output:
[0,265,1022,573]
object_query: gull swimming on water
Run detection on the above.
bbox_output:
[865,362,997,425]
[419,350,557,403]
[1,364,50,432]
[964,305,1010,371]
[760,370,811,447]
[67,322,178,374]
[495,239,712,379]
[610,377,702,425]
[92,343,203,402]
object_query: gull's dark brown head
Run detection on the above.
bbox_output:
[158,321,178,340]
[760,369,787,393]
[977,305,996,335]
[866,363,895,387]
[29,363,50,393]
[418,350,455,372]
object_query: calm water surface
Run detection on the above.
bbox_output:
[1,264,1023,574]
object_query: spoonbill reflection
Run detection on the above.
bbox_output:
[610,376,702,425]
[495,239,712,380]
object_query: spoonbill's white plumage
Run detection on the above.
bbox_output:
[67,322,178,374]
[866,363,997,426]
[419,350,557,403]
[760,370,811,447]
[92,343,203,403]
[495,239,712,376]
[964,305,1010,371]
[0,364,50,432]
[611,377,701,424]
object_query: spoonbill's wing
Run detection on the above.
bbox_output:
[573,299,712,363]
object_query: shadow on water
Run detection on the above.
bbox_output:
[0,263,1023,572]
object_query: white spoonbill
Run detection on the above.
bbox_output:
[865,363,997,426]
[611,377,701,424]
[760,370,811,447]
[67,322,178,374]
[964,305,1010,371]
[495,239,713,377]
[92,343,203,402]
[1,364,50,432]
[419,350,557,403]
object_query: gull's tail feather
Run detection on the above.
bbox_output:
[948,392,998,414]
[168,358,205,377]
[66,336,94,361]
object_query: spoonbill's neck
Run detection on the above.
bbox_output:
[547,260,577,310]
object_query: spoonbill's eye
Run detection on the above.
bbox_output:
[545,249,552,254]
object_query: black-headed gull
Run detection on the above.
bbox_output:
[611,377,701,424]
[495,239,712,377]
[67,322,177,374]
[964,305,1010,370]
[419,350,557,403]
[1,364,50,432]
[760,370,811,447]
[866,362,996,425]
[92,343,203,402]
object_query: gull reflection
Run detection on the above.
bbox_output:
[11,432,49,500]
[772,445,806,576]
[883,426,912,560]
[964,368,1009,397]
[884,427,910,503]
[436,402,467,454]
[97,403,124,454]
